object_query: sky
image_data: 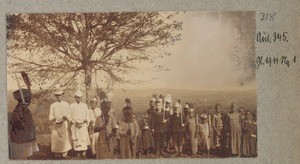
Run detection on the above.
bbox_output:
[118,12,256,90]
[7,11,256,91]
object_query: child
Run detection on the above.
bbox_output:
[118,109,140,159]
[212,104,223,154]
[241,110,257,157]
[140,114,154,157]
[185,107,198,157]
[198,113,210,157]
[150,98,168,156]
[131,113,140,158]
[169,102,185,157]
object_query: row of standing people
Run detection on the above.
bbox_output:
[9,88,256,160]
[139,96,257,158]
[49,89,257,159]
[49,88,121,159]
[49,88,143,159]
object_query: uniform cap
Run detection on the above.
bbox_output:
[54,84,64,95]
[74,89,83,97]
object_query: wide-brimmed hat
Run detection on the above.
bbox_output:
[13,89,31,100]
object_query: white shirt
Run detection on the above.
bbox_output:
[70,102,90,123]
[49,101,70,121]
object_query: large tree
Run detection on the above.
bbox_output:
[7,13,182,100]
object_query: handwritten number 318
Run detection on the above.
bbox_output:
[260,12,276,21]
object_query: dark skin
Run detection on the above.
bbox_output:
[150,101,155,109]
[74,96,82,104]
[165,102,171,108]
[18,96,31,105]
[94,105,110,132]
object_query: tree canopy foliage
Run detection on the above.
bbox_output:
[7,12,182,99]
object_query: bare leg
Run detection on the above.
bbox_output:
[178,145,183,157]
[82,151,86,159]
[62,152,68,158]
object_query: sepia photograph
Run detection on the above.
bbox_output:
[6,11,257,160]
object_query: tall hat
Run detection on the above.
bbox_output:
[165,94,172,103]
[13,89,31,100]
[74,89,83,97]
[54,84,64,95]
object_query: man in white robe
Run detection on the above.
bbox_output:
[49,87,72,159]
[88,97,101,157]
[69,89,90,158]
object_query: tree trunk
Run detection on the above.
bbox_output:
[84,64,92,102]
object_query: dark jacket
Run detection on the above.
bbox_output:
[169,113,185,133]
[150,110,167,133]
[10,103,36,143]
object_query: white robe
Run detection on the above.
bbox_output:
[70,102,90,151]
[49,101,72,153]
[88,107,102,155]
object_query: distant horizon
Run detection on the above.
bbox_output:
[7,86,256,93]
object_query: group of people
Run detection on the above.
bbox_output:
[139,94,257,158]
[9,87,257,160]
